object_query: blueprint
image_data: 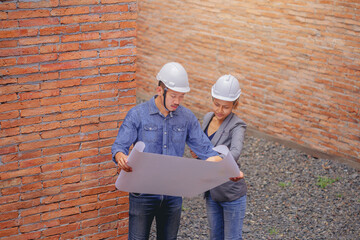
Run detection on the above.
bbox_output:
[115,141,240,198]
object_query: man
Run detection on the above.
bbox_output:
[112,62,221,240]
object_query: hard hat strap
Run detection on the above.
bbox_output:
[163,87,171,112]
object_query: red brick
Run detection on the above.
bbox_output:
[41,159,80,173]
[19,18,60,27]
[41,222,80,237]
[0,145,18,155]
[58,50,97,61]
[18,36,60,46]
[19,219,60,233]
[20,105,60,117]
[8,10,50,19]
[18,0,59,9]
[42,207,80,221]
[40,42,79,54]
[21,122,61,134]
[1,116,41,129]
[40,25,80,36]
[0,46,38,57]
[100,48,135,58]
[60,210,97,225]
[21,182,43,193]
[92,4,128,13]
[0,84,40,95]
[40,78,81,90]
[40,60,80,72]
[18,72,58,83]
[81,40,118,50]
[19,89,59,101]
[17,53,58,65]
[20,187,61,201]
[42,192,80,205]
[101,12,137,21]
[61,14,100,24]
[50,6,89,16]
[60,116,99,128]
[1,150,41,164]
[61,179,98,193]
[60,68,98,79]
[0,194,19,205]
[43,174,80,188]
[82,22,120,32]
[0,178,21,189]
[61,148,98,161]
[0,93,17,103]
[61,32,99,42]
[0,40,18,48]
[60,195,97,209]
[0,227,18,238]
[19,138,61,151]
[20,155,59,169]
[61,99,99,112]
[60,226,98,239]
[0,65,39,76]
[1,167,41,181]
[0,2,16,10]
[0,20,18,29]
[101,29,136,39]
[80,57,118,68]
[1,198,40,213]
[41,126,80,139]
[42,111,81,122]
[100,64,136,74]
[0,29,38,39]
[0,127,20,137]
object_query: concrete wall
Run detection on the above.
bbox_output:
[0,0,136,238]
[136,0,360,166]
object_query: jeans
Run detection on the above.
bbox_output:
[128,193,182,240]
[206,194,247,240]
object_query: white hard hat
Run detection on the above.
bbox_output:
[211,74,241,101]
[156,62,190,93]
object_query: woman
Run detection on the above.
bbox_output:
[199,74,247,240]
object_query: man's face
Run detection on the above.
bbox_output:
[164,89,185,111]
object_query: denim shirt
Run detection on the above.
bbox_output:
[111,96,218,162]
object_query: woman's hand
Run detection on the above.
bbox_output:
[230,171,244,182]
[206,156,222,162]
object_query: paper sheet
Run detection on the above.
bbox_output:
[115,141,240,198]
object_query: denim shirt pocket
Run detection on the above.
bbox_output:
[171,125,186,143]
[142,124,161,143]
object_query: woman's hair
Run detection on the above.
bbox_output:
[212,97,239,109]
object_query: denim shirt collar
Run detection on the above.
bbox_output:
[149,96,178,117]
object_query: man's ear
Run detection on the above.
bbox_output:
[156,86,163,95]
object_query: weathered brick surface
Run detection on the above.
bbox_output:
[136,0,360,164]
[0,0,136,238]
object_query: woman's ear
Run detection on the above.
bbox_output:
[233,100,239,110]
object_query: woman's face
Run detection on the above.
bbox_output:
[212,98,234,121]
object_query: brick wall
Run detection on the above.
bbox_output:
[136,0,360,165]
[0,0,136,239]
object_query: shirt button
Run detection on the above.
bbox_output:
[164,145,167,148]
[164,131,167,135]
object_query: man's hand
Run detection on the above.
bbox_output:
[206,156,222,162]
[190,149,198,159]
[115,152,132,172]
[230,171,244,182]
